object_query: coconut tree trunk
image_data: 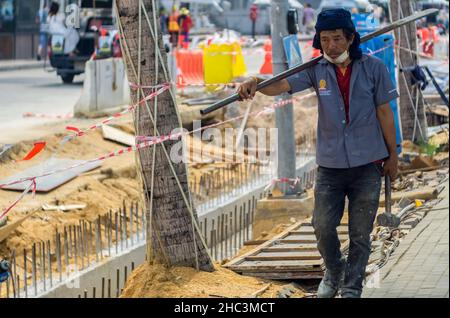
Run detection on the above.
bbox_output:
[115,0,214,272]
[389,0,428,143]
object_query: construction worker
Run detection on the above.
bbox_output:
[249,4,258,40]
[302,3,315,35]
[178,7,193,45]
[159,6,169,34]
[237,9,399,298]
[168,5,180,47]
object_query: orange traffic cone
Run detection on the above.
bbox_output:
[259,39,273,75]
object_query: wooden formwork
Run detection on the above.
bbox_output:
[224,218,349,280]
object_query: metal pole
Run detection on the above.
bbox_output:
[271,0,298,195]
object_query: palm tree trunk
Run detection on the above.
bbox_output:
[115,0,214,272]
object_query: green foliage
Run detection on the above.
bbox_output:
[417,139,439,156]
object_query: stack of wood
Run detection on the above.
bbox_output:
[224,218,349,280]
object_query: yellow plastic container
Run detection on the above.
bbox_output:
[203,42,247,84]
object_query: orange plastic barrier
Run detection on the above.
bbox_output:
[175,49,204,85]
[307,40,321,59]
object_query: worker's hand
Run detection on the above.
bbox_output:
[383,153,398,180]
[237,77,258,101]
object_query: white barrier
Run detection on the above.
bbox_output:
[74,58,131,117]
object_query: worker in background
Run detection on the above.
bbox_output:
[36,1,49,61]
[237,9,399,298]
[302,3,315,35]
[159,6,168,34]
[249,4,258,40]
[178,7,193,46]
[168,5,180,47]
[417,23,439,57]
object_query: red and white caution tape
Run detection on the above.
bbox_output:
[204,49,266,56]
[23,112,74,120]
[264,177,301,191]
[0,178,36,219]
[63,83,171,141]
[366,43,394,56]
[0,137,177,191]
[130,81,239,89]
[169,49,266,57]
[395,44,449,62]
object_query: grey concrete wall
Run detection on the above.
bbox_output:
[38,238,146,298]
[34,157,317,298]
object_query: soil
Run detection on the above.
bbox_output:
[120,262,306,298]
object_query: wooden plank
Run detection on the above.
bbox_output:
[0,159,101,192]
[278,238,345,244]
[379,187,438,206]
[102,125,136,146]
[255,251,321,257]
[223,220,306,268]
[234,259,323,270]
[246,252,322,261]
[279,234,348,244]
[244,240,268,246]
[302,221,348,227]
[283,234,348,240]
[289,226,348,235]
[242,271,324,280]
[261,245,318,253]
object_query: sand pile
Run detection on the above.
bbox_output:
[0,123,143,256]
[121,262,305,298]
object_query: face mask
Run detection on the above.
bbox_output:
[324,50,349,64]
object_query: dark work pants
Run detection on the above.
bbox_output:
[251,21,256,40]
[312,162,383,295]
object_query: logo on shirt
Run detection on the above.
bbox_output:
[318,79,332,96]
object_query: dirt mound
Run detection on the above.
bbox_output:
[121,262,305,298]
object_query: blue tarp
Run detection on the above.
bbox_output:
[353,13,403,154]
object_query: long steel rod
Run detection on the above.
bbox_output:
[200,9,438,115]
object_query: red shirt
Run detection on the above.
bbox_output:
[334,63,352,124]
[250,5,258,21]
[335,63,385,164]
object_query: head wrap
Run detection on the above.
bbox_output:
[312,8,362,60]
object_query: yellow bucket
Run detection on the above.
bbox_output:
[203,42,247,85]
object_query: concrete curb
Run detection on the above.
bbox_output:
[0,61,46,72]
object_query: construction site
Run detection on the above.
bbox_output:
[0,0,448,302]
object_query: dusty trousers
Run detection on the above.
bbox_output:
[312,162,383,296]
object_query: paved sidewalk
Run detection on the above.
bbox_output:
[363,179,449,298]
[0,59,45,72]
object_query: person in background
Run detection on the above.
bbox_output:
[168,5,180,47]
[178,7,193,45]
[159,6,168,34]
[437,9,449,33]
[36,1,49,61]
[249,4,258,40]
[47,1,79,56]
[303,3,315,35]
